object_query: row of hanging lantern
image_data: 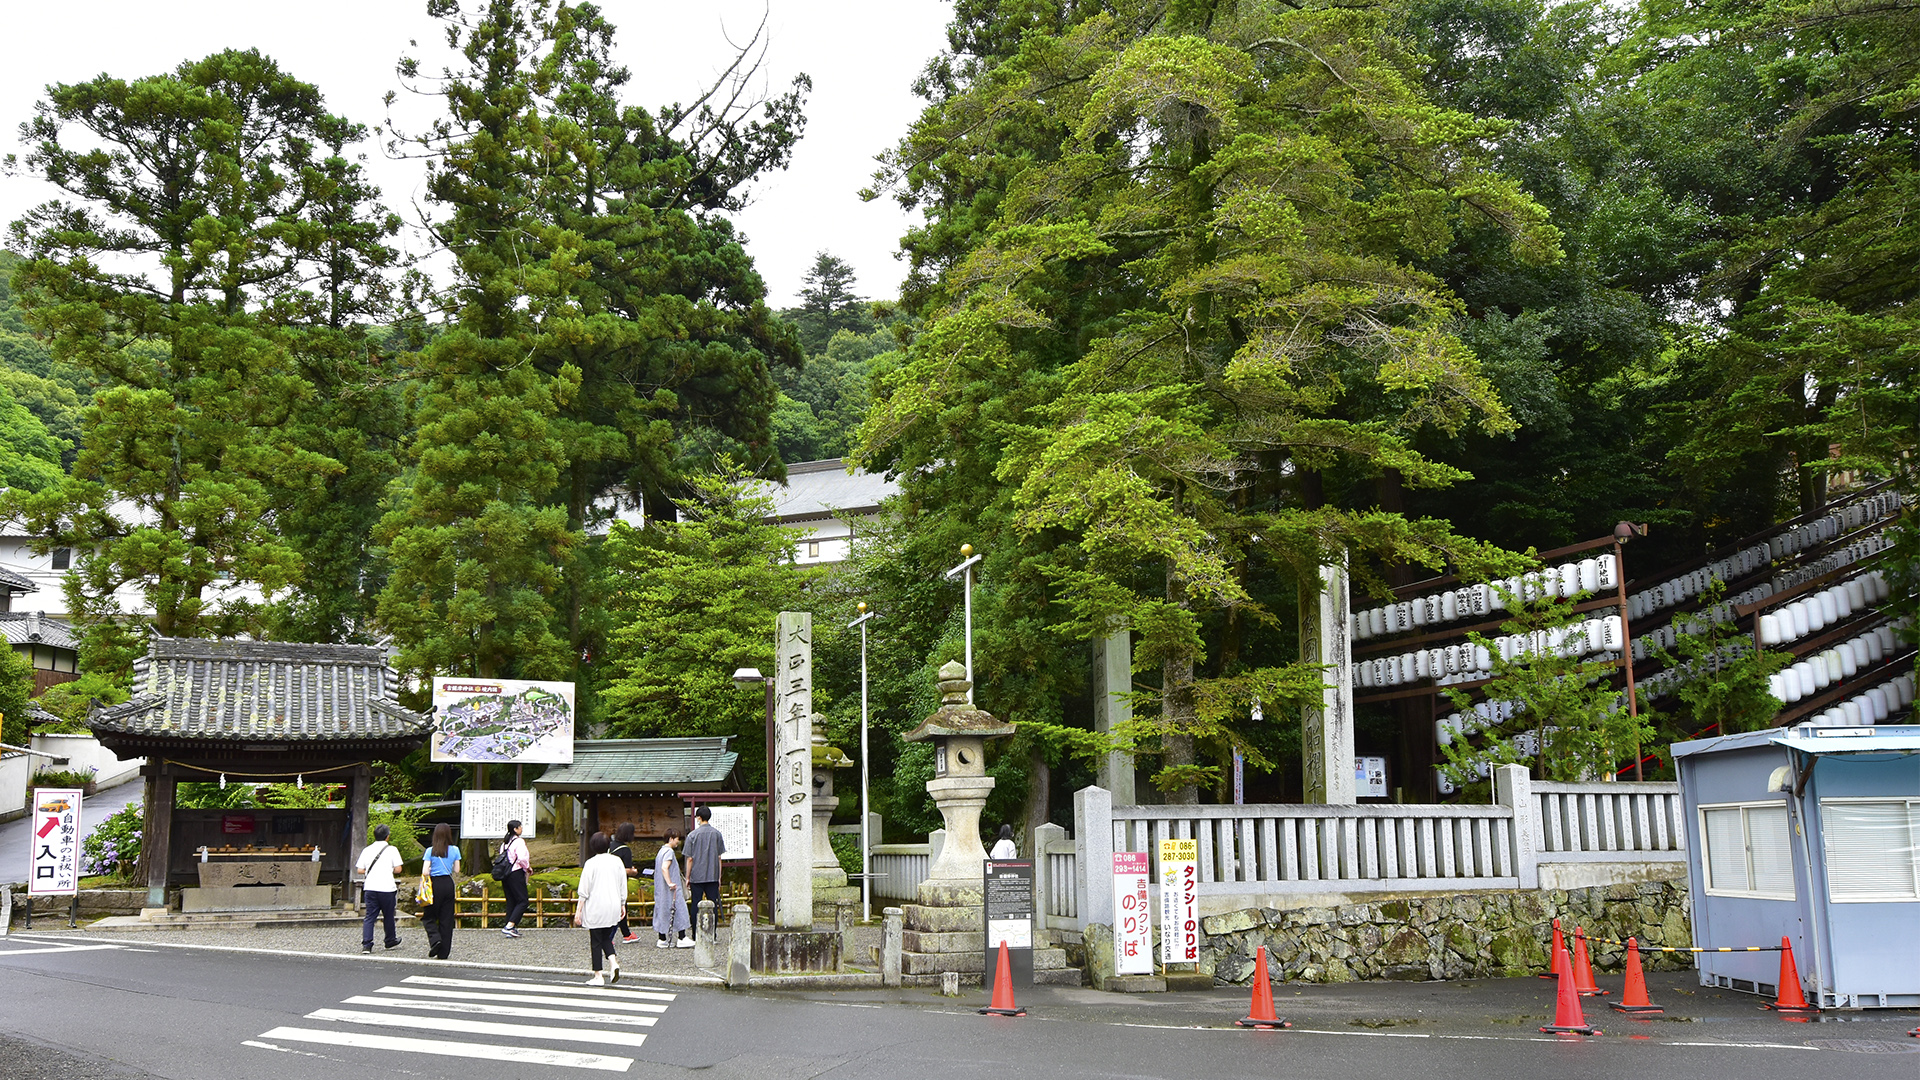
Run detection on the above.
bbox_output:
[1767,621,1910,705]
[1350,555,1620,641]
[1357,615,1626,689]
[1794,672,1916,728]
[1768,529,1894,595]
[1633,641,1755,701]
[1756,570,1892,645]
[1767,492,1903,562]
[1434,727,1548,795]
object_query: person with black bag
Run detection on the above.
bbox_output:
[610,822,639,943]
[423,822,460,959]
[495,819,531,938]
[356,823,404,953]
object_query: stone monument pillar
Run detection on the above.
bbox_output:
[1301,559,1356,804]
[772,611,815,928]
[1091,625,1136,804]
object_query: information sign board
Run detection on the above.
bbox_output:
[983,859,1035,991]
[1113,851,1153,975]
[1158,838,1199,965]
[1356,756,1388,798]
[708,805,755,861]
[461,790,538,841]
[28,787,83,896]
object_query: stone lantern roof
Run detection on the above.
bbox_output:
[902,660,1015,742]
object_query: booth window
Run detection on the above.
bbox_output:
[51,547,70,570]
[1700,802,1795,899]
[1821,798,1920,902]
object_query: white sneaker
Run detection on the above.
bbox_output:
[655,938,670,949]
[674,937,694,948]
[584,972,605,986]
[608,959,621,984]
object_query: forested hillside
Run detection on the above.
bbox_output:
[1,0,1913,825]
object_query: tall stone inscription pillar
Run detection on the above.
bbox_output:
[1301,560,1356,804]
[1091,626,1136,804]
[773,611,815,929]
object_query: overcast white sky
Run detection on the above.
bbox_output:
[0,0,953,307]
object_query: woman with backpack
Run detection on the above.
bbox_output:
[497,819,531,938]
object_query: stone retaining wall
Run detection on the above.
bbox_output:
[1194,881,1691,985]
[3,885,146,926]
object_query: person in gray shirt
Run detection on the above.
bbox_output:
[682,805,727,938]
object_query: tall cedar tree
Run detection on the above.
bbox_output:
[861,0,1549,800]
[377,0,807,684]
[3,50,398,676]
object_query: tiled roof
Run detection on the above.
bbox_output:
[0,564,35,592]
[754,458,897,523]
[532,737,738,792]
[0,612,77,650]
[91,638,431,742]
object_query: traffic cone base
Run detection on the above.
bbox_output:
[1235,946,1291,1029]
[1610,937,1663,1015]
[1538,918,1565,979]
[979,941,1026,1017]
[1572,928,1607,997]
[1540,943,1599,1036]
[1761,936,1817,1013]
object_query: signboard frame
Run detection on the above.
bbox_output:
[430,677,577,765]
[1113,851,1153,975]
[1158,838,1199,966]
[460,790,539,842]
[28,787,84,898]
[984,859,1035,992]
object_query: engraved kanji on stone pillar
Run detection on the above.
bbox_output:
[773,611,815,928]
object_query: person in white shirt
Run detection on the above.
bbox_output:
[574,831,627,985]
[356,823,405,953]
[989,824,1017,860]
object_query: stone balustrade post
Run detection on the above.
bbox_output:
[1494,764,1539,889]
[1074,786,1114,937]
[1032,822,1067,932]
[882,907,903,987]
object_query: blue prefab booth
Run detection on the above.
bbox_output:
[1673,724,1920,1009]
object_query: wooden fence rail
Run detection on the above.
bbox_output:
[449,884,752,929]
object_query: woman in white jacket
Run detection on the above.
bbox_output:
[573,831,628,985]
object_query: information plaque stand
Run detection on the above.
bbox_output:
[984,859,1034,992]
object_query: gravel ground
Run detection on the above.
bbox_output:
[0,1032,152,1080]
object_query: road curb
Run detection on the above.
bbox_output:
[24,931,728,988]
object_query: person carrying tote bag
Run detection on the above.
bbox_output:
[574,831,626,985]
[423,822,460,959]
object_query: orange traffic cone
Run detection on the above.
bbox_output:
[1540,942,1599,1035]
[1609,937,1663,1015]
[979,940,1026,1017]
[1236,946,1290,1029]
[1539,918,1565,979]
[1572,928,1606,997]
[1761,937,1817,1013]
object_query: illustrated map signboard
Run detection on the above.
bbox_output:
[1158,838,1199,966]
[461,790,538,841]
[1113,851,1152,975]
[983,859,1034,991]
[431,678,576,763]
[28,787,83,896]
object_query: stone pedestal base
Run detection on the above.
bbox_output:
[750,927,842,973]
[181,885,332,913]
[812,883,860,923]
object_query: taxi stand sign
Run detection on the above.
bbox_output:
[29,787,84,896]
[1113,851,1153,975]
[1159,837,1199,966]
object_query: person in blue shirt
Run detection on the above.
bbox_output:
[424,822,460,959]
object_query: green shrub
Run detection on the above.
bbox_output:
[830,831,863,879]
[30,766,97,788]
[81,803,142,879]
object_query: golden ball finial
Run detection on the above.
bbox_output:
[961,543,974,557]
[857,601,867,613]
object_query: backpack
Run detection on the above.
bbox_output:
[490,845,513,881]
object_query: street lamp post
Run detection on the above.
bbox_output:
[943,544,983,703]
[847,602,878,922]
[731,666,777,920]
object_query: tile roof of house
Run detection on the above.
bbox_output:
[531,737,738,793]
[756,458,897,523]
[0,564,36,593]
[0,611,77,650]
[91,637,431,742]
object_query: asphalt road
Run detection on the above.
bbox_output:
[1,931,1915,1080]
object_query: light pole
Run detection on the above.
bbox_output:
[731,666,777,920]
[943,544,983,702]
[847,602,878,922]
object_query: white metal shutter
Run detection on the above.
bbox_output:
[1822,800,1920,901]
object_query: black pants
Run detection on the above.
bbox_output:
[502,869,529,929]
[362,889,398,948]
[426,875,455,959]
[688,880,720,931]
[589,925,618,972]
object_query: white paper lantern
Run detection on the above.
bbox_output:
[1758,613,1783,645]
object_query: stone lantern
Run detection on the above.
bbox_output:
[904,661,1015,901]
[810,729,860,919]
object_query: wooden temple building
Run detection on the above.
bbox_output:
[89,638,432,913]
[533,737,740,863]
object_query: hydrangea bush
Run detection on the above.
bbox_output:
[81,804,143,879]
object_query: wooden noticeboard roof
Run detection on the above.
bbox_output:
[532,737,738,795]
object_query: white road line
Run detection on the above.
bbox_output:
[401,974,676,1002]
[306,1007,650,1048]
[373,985,667,1014]
[258,1027,632,1072]
[0,944,128,956]
[344,994,657,1027]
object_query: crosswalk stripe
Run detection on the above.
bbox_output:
[372,985,667,1014]
[0,944,126,956]
[343,994,656,1027]
[257,1027,632,1072]
[401,974,676,1002]
[306,1007,650,1048]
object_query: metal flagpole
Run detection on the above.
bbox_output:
[848,602,878,922]
[943,544,983,703]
